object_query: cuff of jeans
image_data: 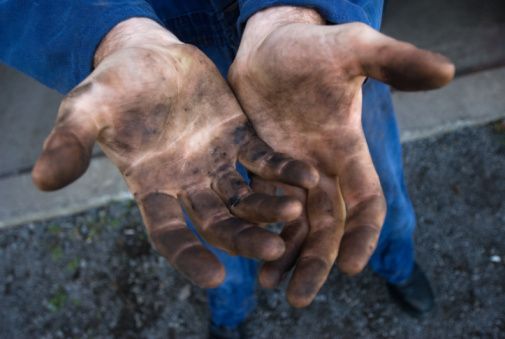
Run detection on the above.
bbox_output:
[237,0,373,34]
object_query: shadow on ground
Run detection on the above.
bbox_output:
[1,123,504,338]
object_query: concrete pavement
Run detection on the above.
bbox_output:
[1,123,504,337]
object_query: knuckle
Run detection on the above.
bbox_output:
[264,152,290,173]
[348,21,372,34]
[346,22,376,46]
[57,99,77,123]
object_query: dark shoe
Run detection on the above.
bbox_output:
[387,262,435,317]
[208,322,246,339]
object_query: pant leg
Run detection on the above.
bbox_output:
[183,208,258,327]
[361,79,416,284]
[206,248,258,327]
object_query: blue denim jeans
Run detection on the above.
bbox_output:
[161,1,416,328]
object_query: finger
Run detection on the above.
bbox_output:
[250,176,277,196]
[212,165,302,223]
[286,183,346,308]
[257,182,309,288]
[337,194,385,275]
[335,139,387,276]
[259,218,309,289]
[140,192,224,288]
[180,188,285,261]
[32,84,99,191]
[239,137,319,189]
[354,24,455,91]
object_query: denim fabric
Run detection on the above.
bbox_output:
[238,0,383,31]
[362,79,416,284]
[0,0,380,93]
[0,1,162,93]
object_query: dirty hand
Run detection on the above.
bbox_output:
[228,6,455,306]
[32,18,319,288]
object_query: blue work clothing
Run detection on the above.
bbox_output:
[0,0,415,329]
[363,79,415,285]
[0,0,382,93]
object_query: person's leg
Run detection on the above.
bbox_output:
[183,210,258,329]
[361,79,416,284]
[207,249,258,327]
[362,79,434,316]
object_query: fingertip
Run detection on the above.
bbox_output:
[261,235,286,261]
[416,52,455,90]
[301,164,320,189]
[176,246,225,288]
[287,294,314,309]
[336,225,379,276]
[389,50,456,91]
[32,139,91,191]
[283,161,320,189]
[437,56,456,87]
[363,35,456,91]
[231,194,302,223]
[286,257,329,308]
[199,266,226,288]
[276,196,303,221]
[337,257,366,277]
[236,227,286,261]
[258,264,284,289]
[32,158,53,191]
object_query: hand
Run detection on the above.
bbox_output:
[229,6,454,306]
[32,18,319,288]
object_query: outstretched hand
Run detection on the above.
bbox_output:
[229,6,454,307]
[32,18,319,288]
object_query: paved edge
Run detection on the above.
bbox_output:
[0,158,131,228]
[1,68,504,229]
[394,67,505,142]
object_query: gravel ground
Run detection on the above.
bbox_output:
[1,123,504,339]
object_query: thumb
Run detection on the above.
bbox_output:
[32,100,99,191]
[355,26,455,91]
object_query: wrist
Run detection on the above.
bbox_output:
[238,6,324,56]
[94,18,181,67]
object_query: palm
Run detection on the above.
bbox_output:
[95,45,251,198]
[229,20,454,307]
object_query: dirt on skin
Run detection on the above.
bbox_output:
[1,123,505,338]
